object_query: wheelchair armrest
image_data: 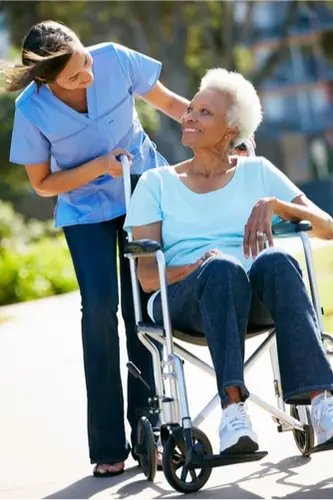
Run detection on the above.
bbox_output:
[124,239,161,256]
[272,220,312,237]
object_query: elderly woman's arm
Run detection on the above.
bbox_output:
[243,194,333,260]
[132,222,203,293]
[273,195,333,239]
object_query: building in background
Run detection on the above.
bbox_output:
[236,1,333,193]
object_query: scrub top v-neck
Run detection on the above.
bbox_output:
[42,82,95,123]
[10,42,168,227]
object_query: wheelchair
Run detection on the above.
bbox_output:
[120,155,333,494]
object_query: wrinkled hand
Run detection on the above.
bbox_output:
[168,258,204,285]
[168,251,222,285]
[184,250,220,275]
[243,197,276,259]
[106,149,132,178]
[202,249,221,261]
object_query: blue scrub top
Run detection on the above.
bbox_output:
[9,42,168,227]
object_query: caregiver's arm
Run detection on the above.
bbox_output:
[25,149,132,197]
[142,81,189,123]
[133,222,203,293]
[274,194,333,240]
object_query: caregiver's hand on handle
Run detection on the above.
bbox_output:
[106,149,132,178]
[25,148,132,198]
[243,197,275,260]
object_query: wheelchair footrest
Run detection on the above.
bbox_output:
[309,437,333,456]
[189,450,267,469]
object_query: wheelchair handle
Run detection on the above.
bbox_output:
[119,154,132,213]
[242,138,255,157]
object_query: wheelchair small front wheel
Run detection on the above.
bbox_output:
[136,416,157,481]
[290,405,314,456]
[162,427,212,494]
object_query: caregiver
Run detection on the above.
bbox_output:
[6,20,189,477]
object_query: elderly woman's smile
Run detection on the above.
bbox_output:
[182,127,202,133]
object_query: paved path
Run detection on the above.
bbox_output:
[0,238,332,499]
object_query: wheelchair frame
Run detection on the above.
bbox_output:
[121,155,333,493]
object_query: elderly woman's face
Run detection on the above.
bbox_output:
[181,88,236,149]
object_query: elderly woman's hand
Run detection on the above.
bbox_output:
[243,197,277,259]
[203,249,221,261]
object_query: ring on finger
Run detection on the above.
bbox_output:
[256,231,265,238]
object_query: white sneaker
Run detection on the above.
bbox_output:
[311,392,333,445]
[219,402,259,454]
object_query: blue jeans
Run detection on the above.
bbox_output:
[64,215,155,464]
[153,248,333,407]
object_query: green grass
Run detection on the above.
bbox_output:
[295,242,333,332]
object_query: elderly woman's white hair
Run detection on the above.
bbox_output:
[199,68,263,146]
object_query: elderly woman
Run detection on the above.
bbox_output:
[124,69,333,455]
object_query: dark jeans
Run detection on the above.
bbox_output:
[153,248,333,407]
[64,215,155,464]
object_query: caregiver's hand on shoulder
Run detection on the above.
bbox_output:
[243,197,277,259]
[105,149,133,178]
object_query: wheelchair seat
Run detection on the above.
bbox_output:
[141,291,275,347]
[172,323,275,347]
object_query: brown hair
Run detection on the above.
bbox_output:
[2,21,79,92]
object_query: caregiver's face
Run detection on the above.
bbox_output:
[55,45,94,91]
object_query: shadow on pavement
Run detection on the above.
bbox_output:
[43,465,140,499]
[274,484,333,499]
[43,455,333,499]
[115,455,332,500]
[116,479,264,499]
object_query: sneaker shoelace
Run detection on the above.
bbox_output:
[225,403,248,431]
[312,393,333,429]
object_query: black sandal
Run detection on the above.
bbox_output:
[93,463,125,477]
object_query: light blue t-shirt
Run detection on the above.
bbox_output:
[10,42,167,228]
[124,156,303,319]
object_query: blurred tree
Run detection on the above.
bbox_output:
[304,1,333,63]
[77,0,260,161]
[0,91,30,195]
[251,1,298,87]
[0,1,90,47]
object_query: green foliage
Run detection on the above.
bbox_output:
[134,98,160,135]
[0,92,31,198]
[0,200,77,305]
[296,242,333,332]
[0,200,55,247]
[0,1,91,47]
[0,235,78,305]
[321,29,333,62]
[0,200,26,248]
[234,46,253,75]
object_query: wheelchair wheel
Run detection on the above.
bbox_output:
[162,427,212,494]
[137,416,157,481]
[290,405,314,456]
